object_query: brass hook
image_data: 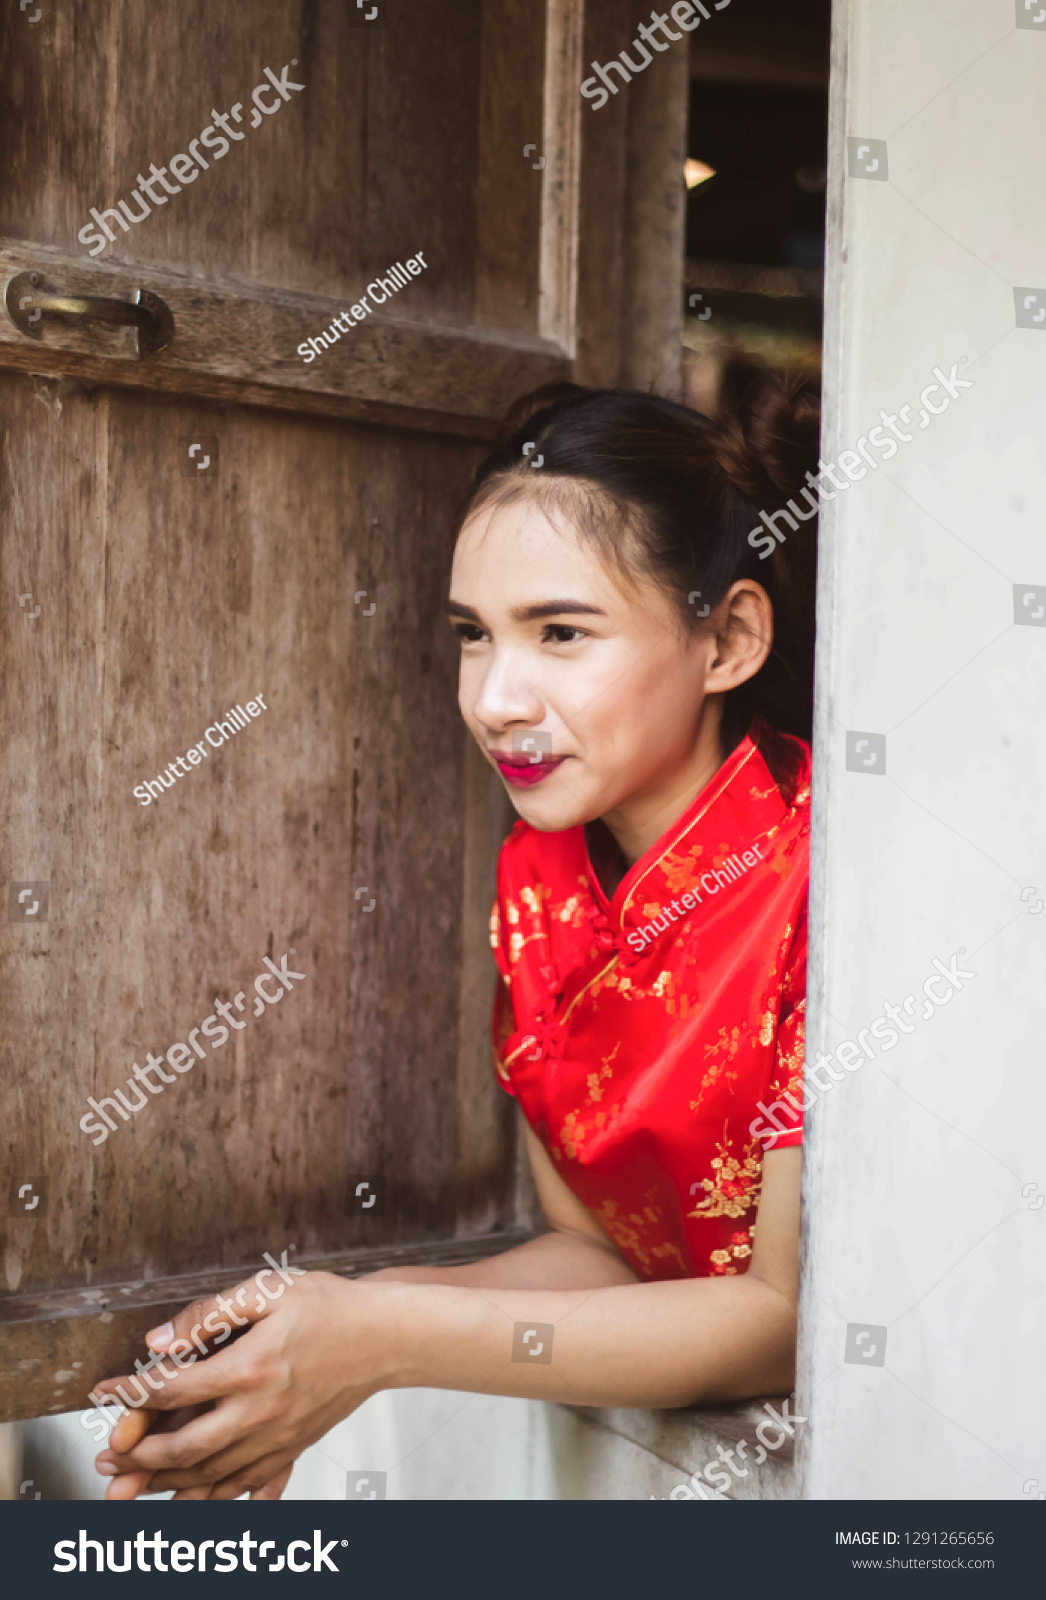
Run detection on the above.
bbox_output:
[4,270,174,355]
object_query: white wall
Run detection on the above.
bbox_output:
[798,0,1046,1499]
[16,1394,559,1503]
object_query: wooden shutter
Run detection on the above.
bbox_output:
[0,0,686,1422]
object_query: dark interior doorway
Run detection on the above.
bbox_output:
[683,0,831,413]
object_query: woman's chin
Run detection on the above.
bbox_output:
[503,776,599,833]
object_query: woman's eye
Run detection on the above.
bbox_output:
[542,624,587,644]
[451,622,487,643]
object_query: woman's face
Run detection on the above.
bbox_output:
[449,490,762,851]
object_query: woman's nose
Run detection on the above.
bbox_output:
[467,650,545,732]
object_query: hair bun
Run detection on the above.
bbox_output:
[711,367,821,514]
[495,381,588,447]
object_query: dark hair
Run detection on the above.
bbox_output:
[456,369,820,764]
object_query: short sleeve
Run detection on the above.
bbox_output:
[761,908,807,1150]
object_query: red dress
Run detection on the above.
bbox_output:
[490,724,809,1282]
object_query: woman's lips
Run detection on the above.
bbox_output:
[493,754,566,788]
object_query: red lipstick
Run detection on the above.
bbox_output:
[493,754,566,789]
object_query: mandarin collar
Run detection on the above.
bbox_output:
[582,731,794,934]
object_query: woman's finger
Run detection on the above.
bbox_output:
[136,1404,340,1497]
[92,1273,311,1422]
[105,1468,156,1502]
[191,1452,296,1502]
[249,1462,294,1501]
[101,1405,212,1500]
[106,1402,157,1460]
[97,1402,210,1472]
[143,1265,301,1361]
[99,1393,265,1481]
[100,1406,159,1502]
[91,1331,259,1417]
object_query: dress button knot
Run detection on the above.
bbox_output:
[519,1016,564,1063]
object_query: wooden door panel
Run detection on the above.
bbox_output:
[4,373,517,1280]
[0,0,688,1422]
[0,2,544,312]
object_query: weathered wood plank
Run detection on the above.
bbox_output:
[0,1229,538,1422]
[1,373,519,1304]
[0,242,569,438]
[475,0,547,337]
[574,0,632,385]
[0,1,489,306]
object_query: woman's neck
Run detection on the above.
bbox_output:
[599,707,729,870]
[584,817,630,901]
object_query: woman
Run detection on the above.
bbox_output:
[94,369,819,1501]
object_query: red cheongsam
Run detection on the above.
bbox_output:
[490,723,809,1282]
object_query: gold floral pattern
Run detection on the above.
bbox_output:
[687,1130,762,1222]
[710,1229,753,1275]
[586,1041,619,1104]
[595,1196,688,1276]
[688,1020,748,1114]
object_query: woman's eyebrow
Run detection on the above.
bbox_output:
[510,600,608,622]
[446,598,607,622]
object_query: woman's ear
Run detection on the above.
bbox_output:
[705,582,773,692]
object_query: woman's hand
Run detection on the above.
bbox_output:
[91,1143,800,1500]
[93,1270,400,1500]
[99,1402,294,1501]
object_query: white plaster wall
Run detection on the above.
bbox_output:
[16,1393,559,1502]
[798,0,1046,1500]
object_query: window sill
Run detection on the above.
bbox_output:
[558,1398,797,1500]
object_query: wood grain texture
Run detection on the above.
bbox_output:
[0,1230,537,1423]
[0,1,487,308]
[475,0,546,335]
[538,0,584,355]
[1,375,519,1297]
[620,0,688,398]
[572,0,688,391]
[0,241,570,438]
[574,0,631,386]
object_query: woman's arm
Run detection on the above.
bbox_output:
[366,1116,641,1290]
[369,1141,800,1409]
[94,1144,800,1497]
